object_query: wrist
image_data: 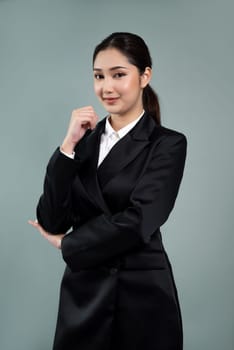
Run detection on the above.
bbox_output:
[61,139,76,154]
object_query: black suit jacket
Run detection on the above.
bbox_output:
[37,113,187,350]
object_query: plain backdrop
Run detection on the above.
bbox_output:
[0,0,233,349]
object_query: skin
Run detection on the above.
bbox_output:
[93,48,151,130]
[28,220,65,249]
[28,48,152,249]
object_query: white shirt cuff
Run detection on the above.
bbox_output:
[60,148,75,159]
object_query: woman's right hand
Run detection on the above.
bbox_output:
[61,106,99,154]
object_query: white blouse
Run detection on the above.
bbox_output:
[60,110,145,167]
[97,111,144,166]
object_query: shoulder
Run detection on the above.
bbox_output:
[149,125,187,160]
[149,121,187,144]
[135,113,187,145]
[154,125,187,144]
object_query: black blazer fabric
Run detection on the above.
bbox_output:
[37,113,187,350]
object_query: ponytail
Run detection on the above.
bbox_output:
[143,84,161,125]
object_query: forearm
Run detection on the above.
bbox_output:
[61,194,174,271]
[37,148,78,233]
[61,133,187,271]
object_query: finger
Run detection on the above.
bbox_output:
[91,114,99,129]
[28,219,40,228]
[77,106,95,113]
[83,113,98,129]
[28,220,45,237]
[72,107,97,120]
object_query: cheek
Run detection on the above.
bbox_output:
[124,76,140,92]
[93,83,101,97]
[119,80,133,95]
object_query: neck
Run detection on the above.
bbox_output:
[109,109,144,131]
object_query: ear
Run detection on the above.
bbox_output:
[140,67,152,88]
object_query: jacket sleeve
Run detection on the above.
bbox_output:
[36,129,93,233]
[36,148,79,233]
[61,133,187,271]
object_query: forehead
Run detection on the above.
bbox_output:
[93,48,131,69]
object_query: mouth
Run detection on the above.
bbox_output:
[103,97,119,104]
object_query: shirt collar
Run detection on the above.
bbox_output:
[104,110,145,139]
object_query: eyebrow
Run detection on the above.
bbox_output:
[93,66,128,71]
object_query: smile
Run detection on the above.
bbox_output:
[103,97,119,104]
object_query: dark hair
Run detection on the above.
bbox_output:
[93,32,161,125]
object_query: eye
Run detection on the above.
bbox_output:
[94,74,104,80]
[113,72,126,78]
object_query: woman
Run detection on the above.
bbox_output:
[29,32,187,350]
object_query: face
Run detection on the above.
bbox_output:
[93,48,151,120]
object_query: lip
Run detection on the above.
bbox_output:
[103,97,119,104]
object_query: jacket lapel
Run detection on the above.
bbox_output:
[97,113,157,189]
[75,118,112,214]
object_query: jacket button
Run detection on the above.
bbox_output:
[110,268,118,275]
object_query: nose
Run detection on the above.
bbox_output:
[102,77,114,94]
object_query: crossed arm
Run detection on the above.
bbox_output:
[29,132,187,271]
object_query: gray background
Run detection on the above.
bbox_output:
[0,0,233,349]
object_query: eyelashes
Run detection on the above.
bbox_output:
[94,74,104,80]
[113,72,126,78]
[94,72,127,80]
